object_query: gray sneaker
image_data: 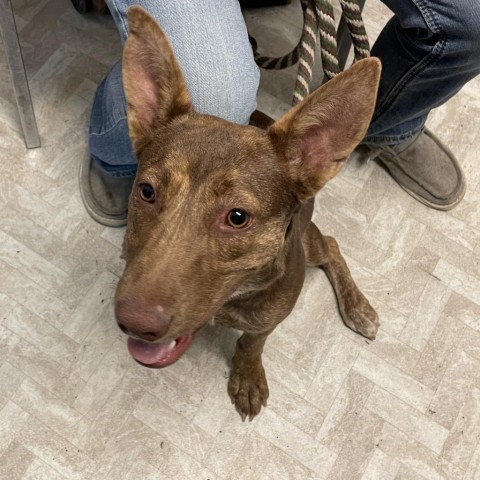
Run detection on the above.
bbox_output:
[79,151,134,227]
[366,128,466,210]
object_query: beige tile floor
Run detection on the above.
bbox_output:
[1,1,480,478]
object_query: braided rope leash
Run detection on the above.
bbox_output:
[251,0,370,105]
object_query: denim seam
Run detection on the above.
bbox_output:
[412,0,441,35]
[364,127,423,145]
[372,1,447,123]
[89,116,128,137]
[111,0,129,40]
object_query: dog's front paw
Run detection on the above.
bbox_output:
[228,363,269,421]
[340,294,379,340]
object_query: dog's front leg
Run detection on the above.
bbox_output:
[303,222,379,340]
[228,330,272,421]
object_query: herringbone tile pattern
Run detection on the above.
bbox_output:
[1,1,480,478]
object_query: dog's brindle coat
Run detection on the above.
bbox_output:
[115,7,381,420]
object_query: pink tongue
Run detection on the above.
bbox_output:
[127,338,174,365]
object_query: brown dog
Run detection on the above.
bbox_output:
[115,7,381,420]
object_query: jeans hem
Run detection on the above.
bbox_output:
[362,127,423,146]
[91,154,137,178]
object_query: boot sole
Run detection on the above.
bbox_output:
[79,152,128,228]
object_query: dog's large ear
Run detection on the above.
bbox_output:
[123,6,193,152]
[268,57,381,198]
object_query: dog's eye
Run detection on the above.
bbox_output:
[139,183,155,203]
[227,209,250,229]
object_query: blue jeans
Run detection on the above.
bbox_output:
[89,0,260,177]
[89,0,480,176]
[365,0,480,144]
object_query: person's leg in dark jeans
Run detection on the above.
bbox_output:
[364,0,480,209]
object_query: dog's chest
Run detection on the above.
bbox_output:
[214,287,271,334]
[215,306,266,333]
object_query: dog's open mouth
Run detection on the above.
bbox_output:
[127,333,194,368]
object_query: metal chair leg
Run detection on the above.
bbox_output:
[0,0,41,148]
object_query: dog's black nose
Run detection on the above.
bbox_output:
[115,299,171,341]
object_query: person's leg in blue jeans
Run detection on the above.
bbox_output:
[363,0,480,209]
[80,0,260,226]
